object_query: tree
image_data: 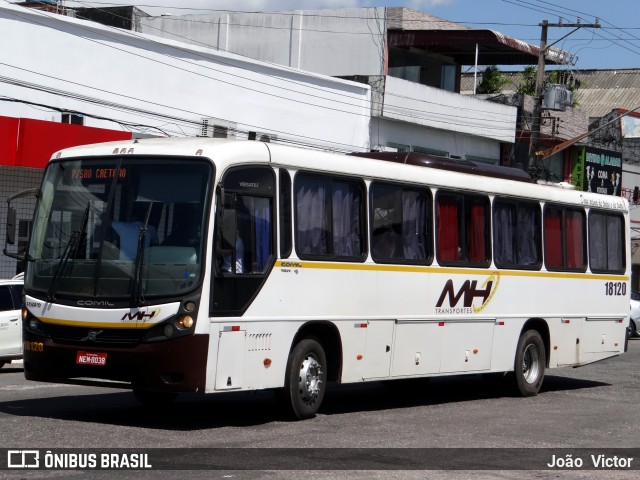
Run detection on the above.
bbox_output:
[517,66,537,96]
[517,66,581,106]
[476,66,509,94]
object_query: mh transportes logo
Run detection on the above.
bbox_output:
[434,273,500,315]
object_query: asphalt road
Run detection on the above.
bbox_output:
[1,339,639,479]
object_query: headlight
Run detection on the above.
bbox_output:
[175,315,194,329]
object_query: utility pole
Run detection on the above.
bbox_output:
[527,19,600,179]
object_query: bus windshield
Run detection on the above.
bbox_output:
[25,156,212,303]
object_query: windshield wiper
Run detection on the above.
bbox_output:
[130,201,154,307]
[47,202,91,302]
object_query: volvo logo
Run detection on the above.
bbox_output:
[80,330,103,342]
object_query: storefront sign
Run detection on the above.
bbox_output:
[571,146,622,196]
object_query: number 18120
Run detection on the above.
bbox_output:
[605,281,626,296]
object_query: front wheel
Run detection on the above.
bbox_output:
[284,338,327,420]
[513,329,545,397]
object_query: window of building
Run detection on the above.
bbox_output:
[61,113,83,125]
[412,145,449,157]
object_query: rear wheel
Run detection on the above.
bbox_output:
[630,319,638,338]
[513,329,545,397]
[284,338,327,420]
[0,361,5,369]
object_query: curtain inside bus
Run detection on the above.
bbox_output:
[468,203,486,263]
[544,209,562,267]
[565,210,584,269]
[437,197,459,262]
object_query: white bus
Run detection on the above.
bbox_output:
[6,138,629,419]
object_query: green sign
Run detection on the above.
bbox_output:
[571,146,622,196]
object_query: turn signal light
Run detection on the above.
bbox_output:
[22,307,28,322]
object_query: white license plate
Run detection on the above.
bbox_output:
[76,351,107,366]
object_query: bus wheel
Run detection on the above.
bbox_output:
[513,329,545,397]
[284,338,327,420]
[133,389,179,407]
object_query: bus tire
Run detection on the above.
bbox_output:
[513,329,545,397]
[284,338,327,420]
[133,389,179,407]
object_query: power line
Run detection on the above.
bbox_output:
[499,0,640,65]
[3,1,520,133]
[0,72,373,152]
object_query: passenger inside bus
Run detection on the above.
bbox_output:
[372,226,400,259]
[221,235,244,273]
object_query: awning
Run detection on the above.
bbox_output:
[388,29,571,66]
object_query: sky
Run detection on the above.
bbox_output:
[62,0,639,71]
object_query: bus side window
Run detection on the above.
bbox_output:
[294,173,366,261]
[544,205,586,272]
[493,199,541,269]
[370,182,431,263]
[436,191,490,267]
[588,211,625,273]
[279,170,292,258]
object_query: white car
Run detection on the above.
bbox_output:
[0,274,24,368]
[630,292,640,338]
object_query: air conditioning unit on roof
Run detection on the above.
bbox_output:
[200,118,237,138]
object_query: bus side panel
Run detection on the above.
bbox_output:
[336,320,368,383]
[581,317,626,355]
[389,321,441,377]
[439,319,494,373]
[553,317,582,367]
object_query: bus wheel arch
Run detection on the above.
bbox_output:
[521,318,550,368]
[513,318,549,397]
[282,322,342,420]
[290,321,342,383]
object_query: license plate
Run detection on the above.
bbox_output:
[76,351,107,366]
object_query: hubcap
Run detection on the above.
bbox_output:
[298,354,323,404]
[522,343,540,384]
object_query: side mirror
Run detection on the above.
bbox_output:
[6,206,16,245]
[4,188,38,260]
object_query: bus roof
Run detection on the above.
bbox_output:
[51,137,629,213]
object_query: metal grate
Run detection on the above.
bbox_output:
[42,323,146,348]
